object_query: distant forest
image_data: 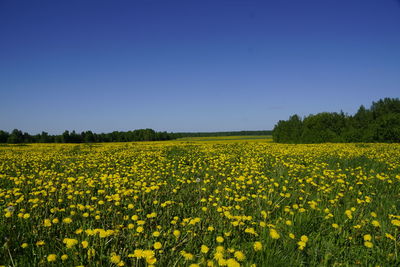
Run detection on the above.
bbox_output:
[273,98,400,143]
[0,128,272,144]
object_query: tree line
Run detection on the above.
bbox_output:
[172,130,272,138]
[0,129,174,144]
[0,129,273,144]
[273,98,400,143]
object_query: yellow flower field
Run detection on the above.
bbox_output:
[1,141,400,266]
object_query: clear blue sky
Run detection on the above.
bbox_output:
[1,0,399,134]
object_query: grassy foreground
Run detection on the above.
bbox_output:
[0,140,400,266]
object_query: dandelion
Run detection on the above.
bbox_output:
[253,242,262,251]
[132,249,144,258]
[300,235,309,242]
[153,242,162,250]
[152,231,160,237]
[173,230,181,238]
[110,253,121,264]
[201,245,209,253]
[47,254,57,262]
[63,238,78,248]
[61,254,68,261]
[63,217,72,224]
[363,234,372,241]
[269,229,280,239]
[364,241,373,248]
[391,220,400,227]
[234,251,245,261]
[371,220,380,227]
[216,236,224,243]
[36,240,45,246]
[297,241,306,250]
[345,210,353,219]
[81,240,89,248]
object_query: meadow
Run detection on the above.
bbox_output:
[0,140,399,266]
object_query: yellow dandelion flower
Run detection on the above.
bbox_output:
[300,235,309,242]
[110,253,121,264]
[201,245,209,253]
[269,229,280,239]
[253,241,262,251]
[153,242,162,250]
[234,251,245,261]
[173,230,181,238]
[47,254,57,262]
[364,241,373,248]
[61,254,68,261]
[81,240,89,248]
[216,236,224,243]
[363,234,372,241]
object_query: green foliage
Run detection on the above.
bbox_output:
[0,129,175,144]
[0,130,272,144]
[273,98,400,143]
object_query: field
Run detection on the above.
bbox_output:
[1,140,400,266]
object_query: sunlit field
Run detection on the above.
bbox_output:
[1,140,400,266]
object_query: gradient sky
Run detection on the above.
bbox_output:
[1,0,399,134]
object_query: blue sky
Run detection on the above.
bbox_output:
[1,0,399,134]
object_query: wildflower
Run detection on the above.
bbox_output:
[42,219,52,227]
[391,220,400,227]
[180,251,194,260]
[269,228,280,239]
[253,242,262,251]
[234,251,245,261]
[216,236,224,243]
[21,243,28,248]
[88,248,95,258]
[146,257,157,264]
[201,245,209,253]
[143,250,155,259]
[300,235,309,242]
[371,220,381,227]
[61,254,68,261]
[110,253,121,264]
[364,241,373,248]
[81,241,89,248]
[385,233,395,241]
[131,249,144,258]
[152,231,160,237]
[345,210,353,219]
[226,258,240,267]
[36,240,45,246]
[363,234,372,241]
[173,230,181,238]
[297,241,306,250]
[47,254,57,262]
[153,242,162,250]
[63,217,72,224]
[63,238,78,248]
